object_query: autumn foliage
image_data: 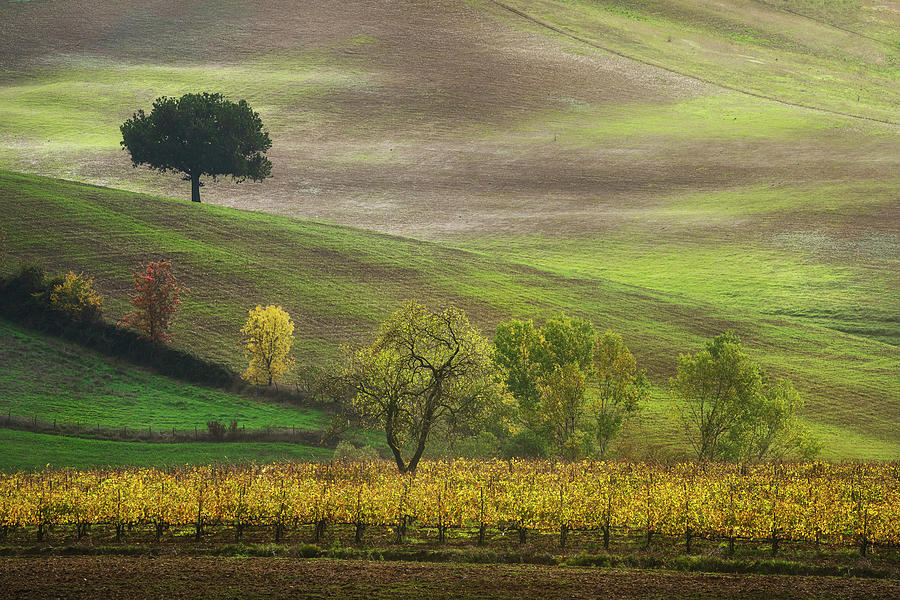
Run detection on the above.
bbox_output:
[118,261,188,343]
[4,461,897,551]
[240,304,295,386]
[48,271,103,321]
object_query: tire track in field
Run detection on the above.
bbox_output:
[487,0,899,126]
[749,0,892,46]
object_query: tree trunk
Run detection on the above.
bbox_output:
[385,411,409,473]
[191,172,201,203]
[405,410,434,474]
[387,436,408,473]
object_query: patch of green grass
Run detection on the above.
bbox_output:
[0,429,331,472]
[504,0,899,121]
[0,50,370,150]
[509,94,843,144]
[1,170,896,460]
[0,318,328,430]
[460,180,899,346]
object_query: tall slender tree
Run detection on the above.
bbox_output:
[240,305,295,386]
[592,330,648,458]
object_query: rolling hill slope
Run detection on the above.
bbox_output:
[0,0,896,350]
[1,170,896,459]
[0,318,328,432]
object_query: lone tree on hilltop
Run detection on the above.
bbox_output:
[120,92,272,203]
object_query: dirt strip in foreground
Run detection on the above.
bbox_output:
[1,556,898,599]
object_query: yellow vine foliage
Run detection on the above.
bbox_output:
[3,461,898,548]
[240,304,295,385]
[49,271,103,317]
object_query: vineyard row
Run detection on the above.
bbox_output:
[2,460,897,551]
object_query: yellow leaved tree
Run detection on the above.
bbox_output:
[240,305,295,386]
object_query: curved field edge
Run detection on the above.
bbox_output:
[0,429,331,472]
[1,170,896,459]
[487,0,899,123]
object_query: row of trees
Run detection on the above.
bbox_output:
[21,258,814,470]
[110,93,816,468]
[341,302,817,472]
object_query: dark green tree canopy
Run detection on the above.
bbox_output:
[120,92,272,202]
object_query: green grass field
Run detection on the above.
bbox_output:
[0,318,328,431]
[0,429,331,472]
[494,0,898,122]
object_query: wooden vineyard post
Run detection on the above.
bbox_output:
[354,488,365,544]
[684,478,692,554]
[728,479,736,555]
[274,487,286,543]
[437,491,445,545]
[644,472,654,549]
[195,484,205,541]
[770,464,780,557]
[115,488,124,542]
[478,487,486,546]
[234,485,246,543]
[559,482,567,549]
[396,477,408,544]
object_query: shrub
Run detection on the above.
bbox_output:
[333,441,380,462]
[6,261,46,297]
[49,271,103,321]
[207,420,227,441]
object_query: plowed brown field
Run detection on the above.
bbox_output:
[2,556,898,599]
[1,0,895,238]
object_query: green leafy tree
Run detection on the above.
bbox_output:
[344,301,508,473]
[537,362,587,459]
[540,314,595,372]
[494,313,595,458]
[740,378,819,461]
[493,318,544,422]
[672,332,816,461]
[591,330,648,458]
[121,92,272,203]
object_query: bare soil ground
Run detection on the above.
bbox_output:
[2,556,898,599]
[1,0,895,239]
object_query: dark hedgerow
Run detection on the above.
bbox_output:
[0,263,234,389]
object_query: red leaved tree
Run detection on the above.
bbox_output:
[118,261,189,343]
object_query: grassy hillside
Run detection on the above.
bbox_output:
[0,0,895,350]
[0,318,328,431]
[1,170,896,460]
[494,0,898,121]
[0,429,331,472]
[0,0,896,461]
